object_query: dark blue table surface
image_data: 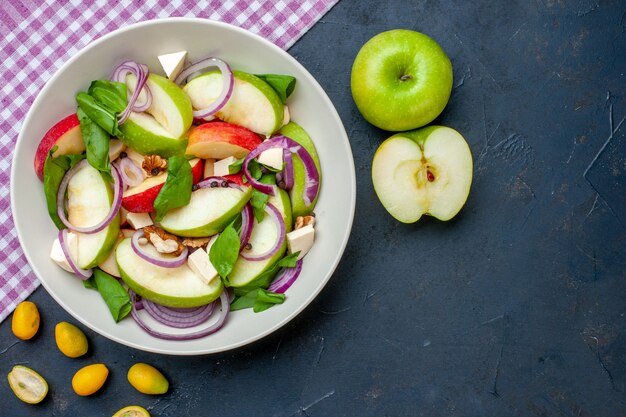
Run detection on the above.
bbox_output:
[2,1,625,415]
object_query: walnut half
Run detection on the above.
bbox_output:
[142,155,168,177]
[143,226,184,256]
[294,215,315,230]
[182,237,212,248]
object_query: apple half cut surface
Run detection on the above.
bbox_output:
[228,187,292,288]
[159,185,253,237]
[116,238,223,308]
[67,163,120,269]
[34,113,85,181]
[372,126,473,223]
[186,122,262,160]
[118,73,193,157]
[183,70,283,136]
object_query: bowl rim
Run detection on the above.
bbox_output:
[10,17,356,355]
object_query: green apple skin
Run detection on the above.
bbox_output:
[116,239,223,308]
[372,125,473,223]
[227,187,292,288]
[277,122,321,217]
[351,29,453,131]
[119,73,192,157]
[159,186,253,237]
[184,70,283,136]
[79,215,120,269]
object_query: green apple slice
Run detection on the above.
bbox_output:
[119,73,192,157]
[116,238,223,307]
[67,163,120,269]
[372,126,473,223]
[159,186,253,237]
[228,188,292,288]
[277,122,322,217]
[184,70,283,136]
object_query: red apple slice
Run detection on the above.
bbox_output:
[34,114,85,181]
[122,158,204,213]
[186,122,262,159]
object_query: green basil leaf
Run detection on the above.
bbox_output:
[231,288,285,312]
[255,74,296,104]
[91,269,132,322]
[230,251,298,296]
[228,157,245,174]
[250,174,275,222]
[153,156,193,221]
[76,107,112,181]
[76,92,120,136]
[209,222,241,279]
[277,251,300,268]
[82,277,98,289]
[43,149,85,229]
[247,159,263,180]
[88,80,128,113]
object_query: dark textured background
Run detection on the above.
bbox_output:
[2,0,626,415]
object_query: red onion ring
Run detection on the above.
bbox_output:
[174,56,234,118]
[115,157,144,187]
[268,259,303,294]
[241,203,285,261]
[142,299,215,329]
[279,148,294,190]
[58,229,92,280]
[131,229,189,268]
[130,290,230,341]
[56,160,122,234]
[111,60,152,124]
[239,203,254,252]
[243,136,319,207]
[196,176,241,191]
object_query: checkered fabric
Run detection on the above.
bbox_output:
[0,0,338,322]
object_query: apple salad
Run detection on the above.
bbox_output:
[36,53,321,340]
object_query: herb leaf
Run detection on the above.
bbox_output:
[88,80,128,113]
[76,92,120,137]
[250,174,275,222]
[228,157,244,175]
[43,148,85,229]
[231,251,298,296]
[153,156,193,221]
[231,288,285,312]
[209,222,241,279]
[84,269,132,322]
[255,74,296,104]
[76,107,112,181]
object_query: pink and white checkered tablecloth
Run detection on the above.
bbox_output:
[0,0,338,322]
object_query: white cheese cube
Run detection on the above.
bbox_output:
[213,156,237,177]
[257,147,283,170]
[187,235,220,285]
[157,51,187,81]
[50,232,78,272]
[126,212,153,229]
[286,225,315,260]
[203,158,215,178]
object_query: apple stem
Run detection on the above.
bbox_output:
[399,75,413,81]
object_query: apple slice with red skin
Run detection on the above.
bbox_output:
[34,113,85,181]
[122,158,204,213]
[186,121,262,160]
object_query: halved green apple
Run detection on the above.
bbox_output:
[184,70,283,136]
[67,163,120,269]
[228,188,292,288]
[159,186,253,237]
[118,73,193,157]
[116,238,223,307]
[277,122,321,217]
[372,126,473,223]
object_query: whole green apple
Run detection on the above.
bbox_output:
[351,29,453,131]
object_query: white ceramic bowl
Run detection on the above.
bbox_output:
[11,18,355,355]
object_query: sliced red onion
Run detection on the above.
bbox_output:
[268,259,303,294]
[142,299,215,328]
[241,203,285,261]
[280,148,294,190]
[196,176,241,190]
[130,290,230,341]
[131,229,188,268]
[58,229,92,280]
[56,160,122,234]
[116,157,144,187]
[111,60,152,124]
[239,203,253,252]
[243,136,319,207]
[174,56,234,118]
